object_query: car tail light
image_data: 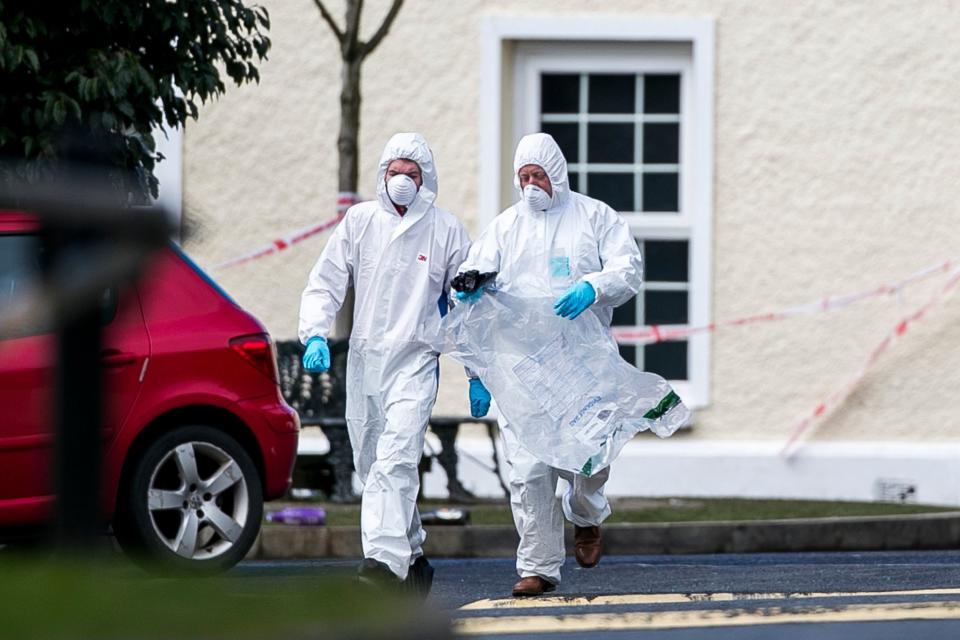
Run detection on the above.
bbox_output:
[229,333,279,384]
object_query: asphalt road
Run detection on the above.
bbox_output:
[232,551,960,638]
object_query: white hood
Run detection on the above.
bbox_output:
[376,132,438,213]
[512,133,571,212]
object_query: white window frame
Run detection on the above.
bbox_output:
[479,16,714,408]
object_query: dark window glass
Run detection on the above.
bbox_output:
[588,74,635,114]
[642,123,679,164]
[587,123,634,163]
[644,341,688,380]
[643,240,689,282]
[644,290,688,325]
[611,294,637,326]
[541,122,579,163]
[618,344,637,365]
[644,74,681,114]
[642,173,679,212]
[587,173,633,212]
[541,74,580,114]
[0,234,39,307]
[0,234,50,336]
[568,172,580,192]
[100,288,119,325]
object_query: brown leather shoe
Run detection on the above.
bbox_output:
[574,525,603,568]
[512,576,556,597]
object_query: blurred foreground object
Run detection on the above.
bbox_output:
[0,556,450,640]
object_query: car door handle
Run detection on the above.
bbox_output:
[101,350,137,367]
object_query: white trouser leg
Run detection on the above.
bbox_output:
[500,421,564,585]
[558,465,611,528]
[347,393,383,483]
[358,394,430,580]
[347,349,436,581]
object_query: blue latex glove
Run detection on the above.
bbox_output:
[302,336,330,373]
[553,281,596,320]
[455,288,484,304]
[468,378,491,418]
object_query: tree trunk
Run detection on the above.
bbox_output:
[333,55,362,339]
[337,56,361,194]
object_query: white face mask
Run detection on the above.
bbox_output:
[386,174,418,207]
[522,184,552,211]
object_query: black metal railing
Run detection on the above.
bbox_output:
[276,340,508,502]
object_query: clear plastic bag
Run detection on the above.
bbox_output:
[435,291,690,476]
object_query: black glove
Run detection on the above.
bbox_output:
[451,270,498,293]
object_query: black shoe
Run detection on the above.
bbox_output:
[402,556,435,598]
[357,558,401,589]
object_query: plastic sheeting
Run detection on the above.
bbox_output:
[436,291,690,477]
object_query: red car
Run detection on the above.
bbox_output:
[0,211,299,571]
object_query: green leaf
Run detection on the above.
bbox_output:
[9,45,23,69]
[24,48,38,71]
[117,101,135,119]
[51,99,66,125]
[135,64,156,93]
[64,96,81,121]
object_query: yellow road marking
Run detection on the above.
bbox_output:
[454,601,960,635]
[459,587,960,610]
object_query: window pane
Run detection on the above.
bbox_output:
[541,122,579,163]
[0,234,39,306]
[588,74,635,114]
[0,234,48,336]
[587,123,633,163]
[642,173,679,212]
[541,74,580,114]
[611,293,637,326]
[644,290,687,325]
[642,123,679,163]
[644,341,687,380]
[644,74,681,114]
[643,240,689,282]
[568,172,580,192]
[587,173,633,212]
[618,344,637,366]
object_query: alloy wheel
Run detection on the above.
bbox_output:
[145,441,250,560]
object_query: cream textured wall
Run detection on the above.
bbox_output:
[182,0,960,441]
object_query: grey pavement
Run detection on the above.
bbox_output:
[232,551,960,638]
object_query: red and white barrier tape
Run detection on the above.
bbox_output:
[211,192,362,272]
[781,266,960,457]
[611,259,955,345]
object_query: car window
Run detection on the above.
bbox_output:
[0,234,117,337]
[0,234,44,336]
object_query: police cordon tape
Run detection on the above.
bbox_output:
[610,258,956,345]
[211,192,360,271]
[781,265,960,457]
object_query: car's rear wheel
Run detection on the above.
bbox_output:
[115,425,262,573]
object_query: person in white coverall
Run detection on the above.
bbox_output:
[457,133,643,596]
[298,133,471,590]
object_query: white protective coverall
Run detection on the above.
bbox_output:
[298,133,471,579]
[457,133,643,584]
